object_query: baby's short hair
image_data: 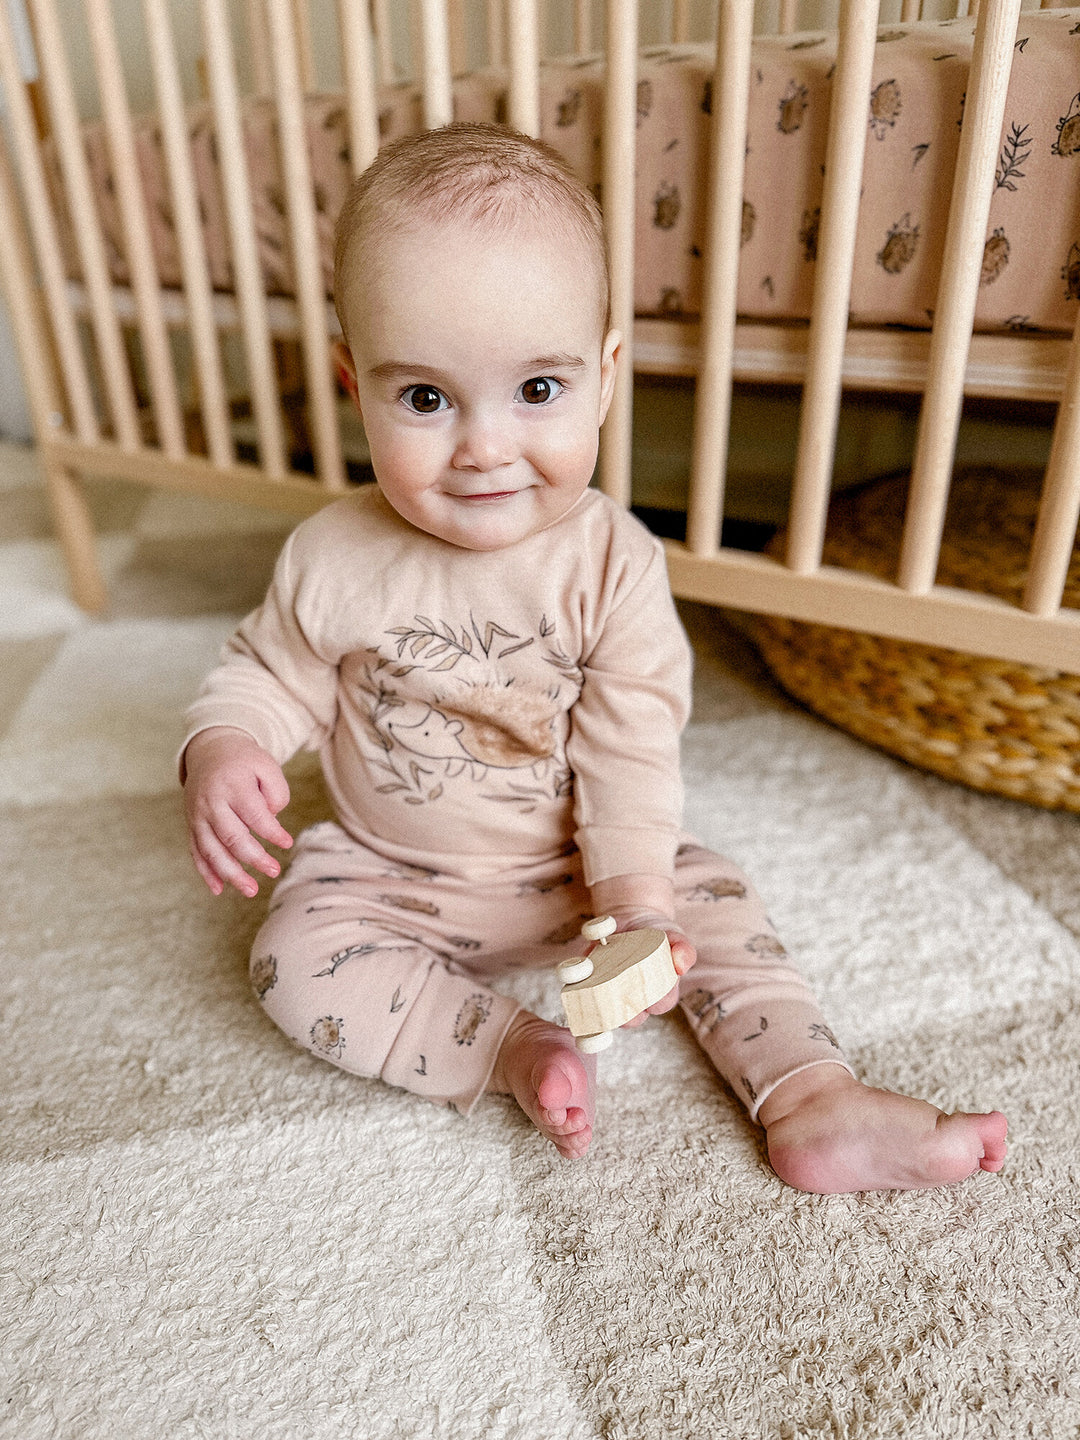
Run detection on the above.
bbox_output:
[333,122,610,339]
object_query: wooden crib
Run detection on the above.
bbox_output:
[2,0,1079,673]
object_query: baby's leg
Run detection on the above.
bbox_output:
[674,841,1007,1193]
[250,826,522,1116]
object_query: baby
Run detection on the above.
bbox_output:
[182,122,1007,1192]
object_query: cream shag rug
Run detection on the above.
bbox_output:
[2,450,1080,1438]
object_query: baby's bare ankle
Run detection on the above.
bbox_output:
[757,1063,857,1129]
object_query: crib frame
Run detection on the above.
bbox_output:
[1,0,1079,670]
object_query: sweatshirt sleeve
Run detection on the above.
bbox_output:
[566,537,692,887]
[180,527,341,773]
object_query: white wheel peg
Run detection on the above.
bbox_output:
[576,1030,614,1053]
[557,956,594,984]
[581,915,617,944]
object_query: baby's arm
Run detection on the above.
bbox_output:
[588,872,696,1024]
[182,726,293,898]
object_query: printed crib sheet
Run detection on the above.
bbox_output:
[42,9,1080,336]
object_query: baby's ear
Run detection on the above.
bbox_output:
[332,340,361,409]
[598,329,621,425]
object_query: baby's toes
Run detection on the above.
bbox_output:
[976,1110,1008,1171]
[541,1104,589,1137]
[554,1122,592,1159]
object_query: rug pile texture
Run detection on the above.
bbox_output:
[2,445,1079,1439]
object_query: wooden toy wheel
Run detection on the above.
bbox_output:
[581,915,617,943]
[576,1030,613,1053]
[557,956,595,984]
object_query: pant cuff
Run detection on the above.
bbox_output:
[748,1058,856,1126]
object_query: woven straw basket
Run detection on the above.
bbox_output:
[751,467,1080,810]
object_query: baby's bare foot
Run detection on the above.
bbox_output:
[488,1011,596,1159]
[758,1065,1008,1195]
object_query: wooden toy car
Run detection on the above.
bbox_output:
[557,916,678,1053]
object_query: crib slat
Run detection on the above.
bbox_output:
[266,0,346,491]
[28,0,141,449]
[506,0,541,137]
[418,0,454,129]
[338,0,381,175]
[598,0,637,507]
[901,0,921,18]
[897,0,1022,594]
[0,132,66,438]
[200,0,288,477]
[778,0,799,34]
[0,139,106,611]
[1023,317,1080,616]
[785,0,880,575]
[0,4,98,441]
[685,0,753,556]
[143,0,233,467]
[672,0,691,42]
[85,0,185,458]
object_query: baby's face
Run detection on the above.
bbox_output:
[337,216,618,551]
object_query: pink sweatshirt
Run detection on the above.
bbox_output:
[183,485,692,885]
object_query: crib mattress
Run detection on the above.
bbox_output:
[44,9,1080,336]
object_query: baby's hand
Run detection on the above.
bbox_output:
[182,727,293,898]
[583,911,696,1029]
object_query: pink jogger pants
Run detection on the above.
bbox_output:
[250,821,851,1120]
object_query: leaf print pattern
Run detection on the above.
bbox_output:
[809,1023,841,1049]
[386,617,476,672]
[995,121,1032,191]
[313,938,420,978]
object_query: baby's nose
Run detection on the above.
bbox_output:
[451,413,515,471]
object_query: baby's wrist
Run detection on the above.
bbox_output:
[597,907,682,934]
[588,874,678,933]
[180,726,260,784]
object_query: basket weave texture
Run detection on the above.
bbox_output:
[752,467,1080,810]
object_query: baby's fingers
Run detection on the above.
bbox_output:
[669,935,696,976]
[234,790,293,855]
[193,815,278,898]
[188,836,225,896]
[646,980,682,1016]
[189,822,259,897]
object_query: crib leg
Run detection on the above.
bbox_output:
[43,458,108,613]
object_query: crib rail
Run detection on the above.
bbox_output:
[0,0,1079,671]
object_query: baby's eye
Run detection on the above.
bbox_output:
[402,385,447,414]
[518,377,562,405]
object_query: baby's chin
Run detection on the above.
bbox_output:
[380,485,590,550]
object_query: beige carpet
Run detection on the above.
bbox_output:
[3,443,1080,1439]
